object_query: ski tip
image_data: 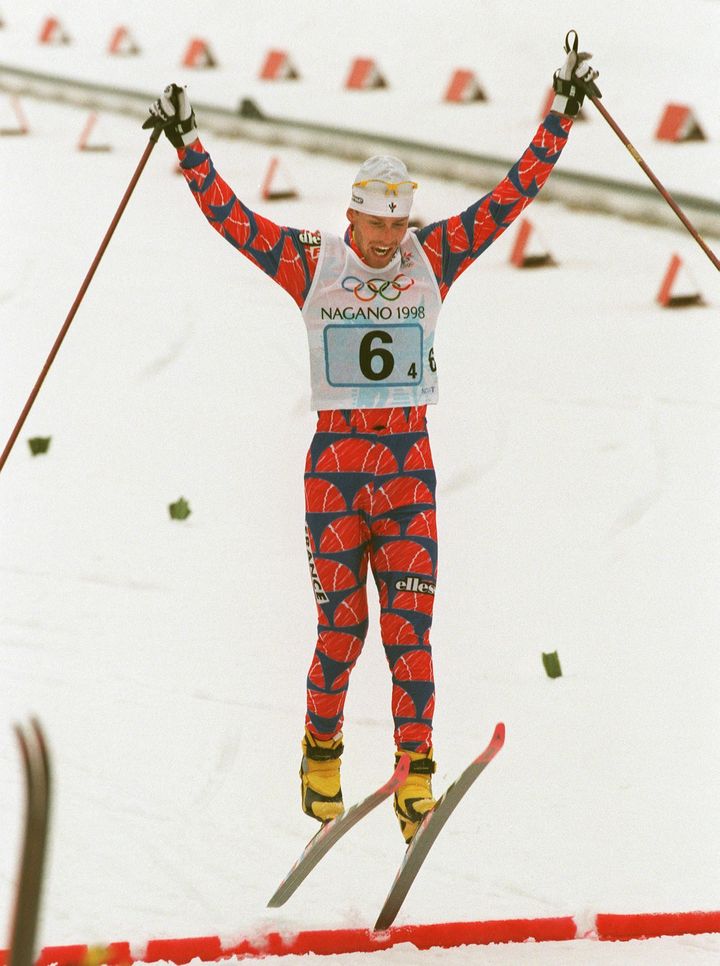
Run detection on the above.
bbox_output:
[395,753,411,782]
[493,722,506,745]
[380,752,410,796]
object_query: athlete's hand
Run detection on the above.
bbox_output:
[551,32,600,117]
[143,84,198,147]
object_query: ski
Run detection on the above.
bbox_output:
[267,753,410,908]
[8,718,52,966]
[374,721,505,931]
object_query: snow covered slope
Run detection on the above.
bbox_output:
[1,3,719,965]
[0,0,718,206]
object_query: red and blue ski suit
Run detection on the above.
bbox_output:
[177,113,572,752]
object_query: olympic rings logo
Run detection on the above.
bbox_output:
[341,274,415,302]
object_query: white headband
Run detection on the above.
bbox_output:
[349,155,417,218]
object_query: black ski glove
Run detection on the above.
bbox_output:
[143,84,198,148]
[551,33,601,117]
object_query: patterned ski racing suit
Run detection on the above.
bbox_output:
[177,113,572,752]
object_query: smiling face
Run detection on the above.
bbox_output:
[346,208,409,269]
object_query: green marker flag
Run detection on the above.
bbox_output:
[542,651,562,679]
[169,497,191,521]
[28,437,51,456]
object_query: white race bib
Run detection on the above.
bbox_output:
[301,233,442,410]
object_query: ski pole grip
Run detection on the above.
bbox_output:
[142,84,184,139]
[564,29,579,55]
[563,27,602,99]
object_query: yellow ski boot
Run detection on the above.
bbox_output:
[393,748,437,843]
[300,729,344,823]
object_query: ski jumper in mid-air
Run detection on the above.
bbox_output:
[146,41,598,843]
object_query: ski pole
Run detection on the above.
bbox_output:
[565,30,719,272]
[0,124,163,477]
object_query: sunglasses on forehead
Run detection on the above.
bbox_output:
[352,179,419,195]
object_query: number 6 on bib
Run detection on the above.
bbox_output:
[324,324,423,387]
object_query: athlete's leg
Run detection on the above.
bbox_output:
[369,427,438,753]
[303,428,373,740]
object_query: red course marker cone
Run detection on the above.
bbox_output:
[108,25,140,56]
[38,16,70,45]
[444,69,486,103]
[77,112,112,152]
[656,254,704,307]
[345,57,387,90]
[259,49,299,80]
[655,103,706,142]
[261,156,299,201]
[0,95,30,136]
[509,218,556,268]
[181,38,217,68]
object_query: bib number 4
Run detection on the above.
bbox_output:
[325,324,434,388]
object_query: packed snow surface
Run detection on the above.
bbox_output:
[1,2,718,964]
